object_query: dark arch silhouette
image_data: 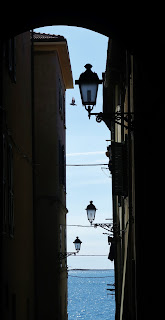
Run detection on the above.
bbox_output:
[1,7,124,38]
[1,5,165,320]
[1,5,164,53]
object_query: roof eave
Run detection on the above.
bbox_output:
[33,39,74,90]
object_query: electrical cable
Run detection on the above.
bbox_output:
[67,224,94,228]
[70,255,107,256]
[66,163,108,167]
[68,275,114,278]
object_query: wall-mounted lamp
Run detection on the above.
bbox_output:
[58,236,82,261]
[75,64,134,130]
[85,201,113,233]
[85,201,114,262]
[73,236,82,252]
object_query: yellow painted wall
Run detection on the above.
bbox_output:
[34,46,68,320]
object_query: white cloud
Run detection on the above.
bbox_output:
[66,151,105,157]
[70,178,110,186]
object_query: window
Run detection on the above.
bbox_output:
[8,144,14,238]
[64,227,67,267]
[58,78,65,124]
[59,225,62,268]
[7,38,16,83]
[12,294,16,320]
[27,298,30,320]
[59,141,66,191]
[2,136,14,238]
[59,225,67,268]
[59,78,63,113]
[2,134,7,233]
[111,141,128,197]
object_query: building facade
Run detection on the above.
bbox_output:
[1,12,165,320]
[1,32,35,320]
[32,31,73,320]
[104,39,136,320]
[0,30,73,320]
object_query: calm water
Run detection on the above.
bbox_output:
[68,269,115,320]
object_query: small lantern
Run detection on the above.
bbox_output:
[86,201,97,225]
[75,64,102,107]
[73,237,82,252]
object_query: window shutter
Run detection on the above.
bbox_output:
[112,142,123,195]
[59,141,66,191]
[122,140,128,196]
[59,78,63,113]
[59,225,62,268]
[112,141,128,196]
[59,141,62,185]
[62,145,66,191]
[64,227,67,267]
[8,38,16,83]
[8,144,14,237]
[2,134,7,233]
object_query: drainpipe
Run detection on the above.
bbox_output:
[31,29,38,320]
[119,50,133,320]
[0,39,3,320]
[127,50,137,320]
[126,49,133,320]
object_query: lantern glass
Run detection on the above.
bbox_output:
[80,83,98,106]
[87,209,96,224]
[86,201,97,224]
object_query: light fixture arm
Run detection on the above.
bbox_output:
[93,222,113,233]
[86,110,134,130]
[58,251,78,261]
[75,65,134,130]
[58,236,82,262]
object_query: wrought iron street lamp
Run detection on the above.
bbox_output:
[58,236,82,261]
[85,201,113,232]
[75,64,103,118]
[85,201,115,261]
[73,236,82,252]
[75,64,134,130]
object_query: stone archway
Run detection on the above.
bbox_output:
[1,5,162,52]
[1,6,165,320]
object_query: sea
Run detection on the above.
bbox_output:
[68,269,115,320]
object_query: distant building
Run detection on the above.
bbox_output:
[0,30,73,320]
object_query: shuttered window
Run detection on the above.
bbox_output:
[59,78,63,113]
[64,227,67,267]
[2,134,7,233]
[8,144,14,237]
[2,136,14,237]
[8,38,16,83]
[59,141,66,191]
[112,141,128,196]
[59,225,62,268]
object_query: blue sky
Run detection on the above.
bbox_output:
[35,26,114,269]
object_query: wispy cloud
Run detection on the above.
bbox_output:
[66,151,105,157]
[67,177,111,187]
